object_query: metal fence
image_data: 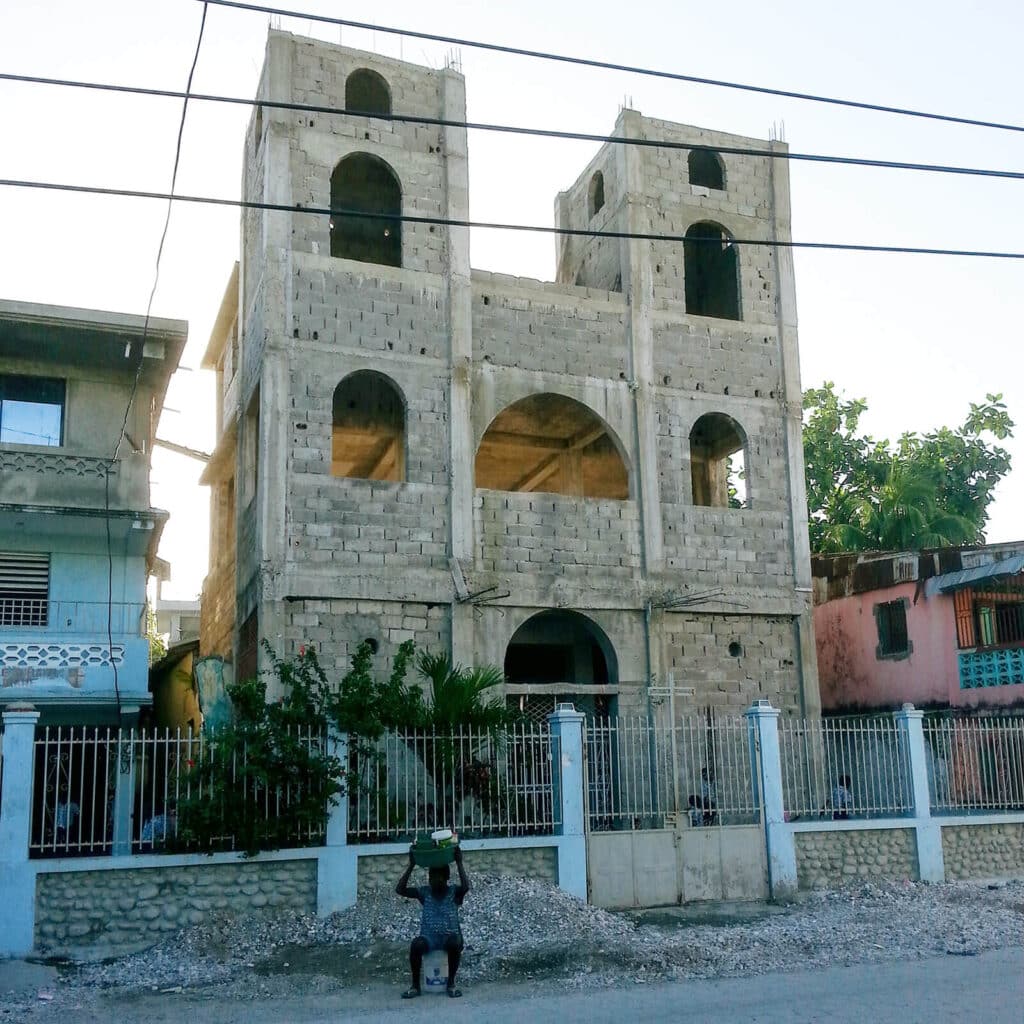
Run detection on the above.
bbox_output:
[779,715,913,819]
[347,722,558,842]
[29,725,326,858]
[925,716,1024,813]
[586,714,758,831]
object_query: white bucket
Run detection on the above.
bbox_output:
[421,950,448,994]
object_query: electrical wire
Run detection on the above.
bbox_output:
[3,177,1023,260]
[198,0,1024,136]
[5,71,1024,183]
[105,2,209,724]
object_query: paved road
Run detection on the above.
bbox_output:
[24,947,1024,1023]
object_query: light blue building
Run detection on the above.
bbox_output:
[0,300,186,726]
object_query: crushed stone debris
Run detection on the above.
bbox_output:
[24,875,1024,1013]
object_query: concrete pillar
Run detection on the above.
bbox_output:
[0,705,41,956]
[548,704,587,900]
[894,704,945,883]
[745,700,797,899]
[111,717,139,857]
[618,108,664,576]
[768,141,821,718]
[441,66,475,667]
[318,730,358,915]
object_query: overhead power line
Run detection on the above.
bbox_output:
[199,0,1024,136]
[4,177,1023,260]
[4,71,1024,184]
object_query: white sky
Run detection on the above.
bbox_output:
[3,0,1022,600]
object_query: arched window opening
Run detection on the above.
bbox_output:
[587,171,605,218]
[345,68,391,116]
[504,610,618,719]
[476,394,629,499]
[330,153,402,267]
[684,221,740,321]
[690,412,748,508]
[332,371,405,481]
[688,149,725,190]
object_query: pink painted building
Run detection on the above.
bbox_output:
[813,543,1024,712]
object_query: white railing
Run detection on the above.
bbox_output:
[925,716,1024,813]
[779,716,913,820]
[347,723,558,842]
[30,725,327,857]
[0,600,146,634]
[586,714,758,831]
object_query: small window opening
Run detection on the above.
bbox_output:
[332,371,406,482]
[690,412,747,509]
[330,153,402,267]
[476,393,629,500]
[0,551,50,627]
[684,221,740,320]
[688,149,725,190]
[728,641,743,658]
[345,68,392,116]
[875,600,910,659]
[0,375,65,446]
[587,171,605,218]
[363,637,379,654]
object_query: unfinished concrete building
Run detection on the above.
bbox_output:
[200,32,820,720]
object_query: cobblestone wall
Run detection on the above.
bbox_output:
[356,845,558,893]
[942,823,1024,881]
[795,829,918,890]
[35,858,317,953]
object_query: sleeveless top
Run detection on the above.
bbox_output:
[417,884,462,945]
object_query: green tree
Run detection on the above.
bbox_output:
[803,383,1013,553]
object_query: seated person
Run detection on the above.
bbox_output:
[395,845,470,998]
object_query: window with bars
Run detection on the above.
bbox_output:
[0,552,50,627]
[0,375,65,446]
[874,599,910,659]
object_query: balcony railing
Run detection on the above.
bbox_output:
[0,600,146,635]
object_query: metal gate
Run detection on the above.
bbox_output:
[583,713,767,908]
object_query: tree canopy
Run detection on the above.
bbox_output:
[802,383,1013,554]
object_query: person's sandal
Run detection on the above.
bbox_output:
[402,988,421,999]
[447,986,463,998]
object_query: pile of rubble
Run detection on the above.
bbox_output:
[36,876,1024,1001]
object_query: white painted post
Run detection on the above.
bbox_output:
[893,704,945,883]
[745,700,797,900]
[0,705,41,956]
[111,721,138,857]
[548,704,588,900]
[318,729,357,915]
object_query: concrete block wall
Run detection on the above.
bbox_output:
[282,598,450,675]
[662,613,802,715]
[474,491,642,578]
[220,30,820,716]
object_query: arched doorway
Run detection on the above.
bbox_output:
[504,610,618,720]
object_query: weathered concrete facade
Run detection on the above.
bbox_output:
[201,32,819,718]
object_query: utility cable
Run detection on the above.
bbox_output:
[5,72,1024,183]
[105,2,208,725]
[3,177,1024,260]
[198,0,1024,136]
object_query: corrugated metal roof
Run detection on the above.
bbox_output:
[924,554,1024,597]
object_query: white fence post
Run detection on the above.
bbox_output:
[549,704,587,900]
[0,704,41,956]
[318,728,357,915]
[893,703,944,882]
[745,700,797,900]
[112,714,140,857]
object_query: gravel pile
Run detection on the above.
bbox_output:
[46,876,1024,1001]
